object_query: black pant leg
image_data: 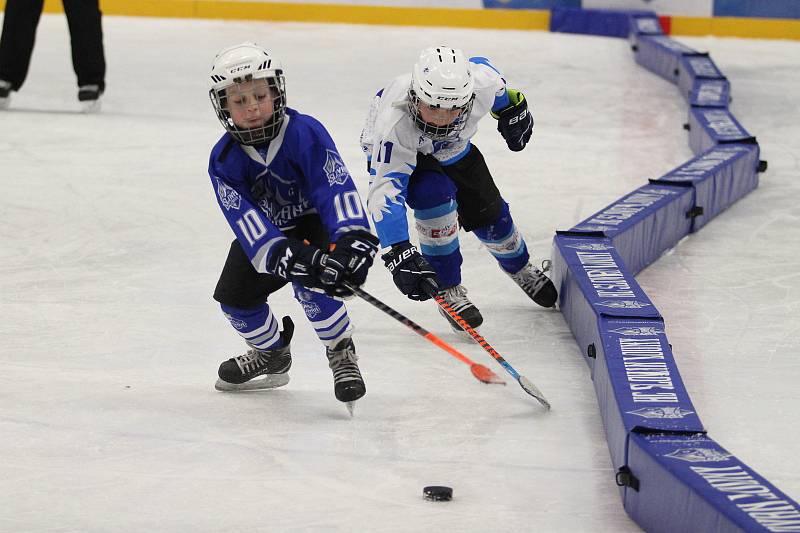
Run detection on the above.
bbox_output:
[0,0,45,90]
[62,0,105,90]
[441,145,504,232]
[214,240,288,309]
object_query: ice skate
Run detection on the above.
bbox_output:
[0,80,11,110]
[435,284,483,335]
[78,85,103,113]
[215,317,294,391]
[508,262,558,308]
[326,336,365,415]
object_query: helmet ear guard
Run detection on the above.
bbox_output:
[209,42,286,145]
[408,46,475,140]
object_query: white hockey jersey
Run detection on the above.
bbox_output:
[360,57,510,247]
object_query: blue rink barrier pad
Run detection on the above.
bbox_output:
[652,144,760,231]
[549,24,798,532]
[687,106,756,154]
[632,34,698,83]
[596,317,704,474]
[551,233,660,373]
[690,77,731,108]
[677,53,727,104]
[629,12,663,37]
[570,183,694,275]
[625,433,800,532]
[550,7,653,37]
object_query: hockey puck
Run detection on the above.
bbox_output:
[423,486,453,501]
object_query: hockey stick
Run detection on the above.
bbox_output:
[433,294,551,410]
[344,284,505,385]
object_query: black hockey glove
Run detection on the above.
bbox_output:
[492,89,533,152]
[381,241,439,301]
[269,239,329,290]
[319,230,380,297]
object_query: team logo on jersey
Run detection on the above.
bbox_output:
[664,448,732,463]
[216,178,241,211]
[597,300,651,309]
[324,149,350,186]
[627,407,695,419]
[609,326,664,336]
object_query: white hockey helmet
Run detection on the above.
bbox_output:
[209,42,286,145]
[408,46,475,140]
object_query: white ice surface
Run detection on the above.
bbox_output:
[1,15,798,533]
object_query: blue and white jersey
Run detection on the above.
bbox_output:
[360,57,511,247]
[209,108,370,274]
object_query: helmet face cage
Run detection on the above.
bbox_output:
[210,71,286,145]
[408,88,474,141]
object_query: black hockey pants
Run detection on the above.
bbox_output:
[414,144,504,232]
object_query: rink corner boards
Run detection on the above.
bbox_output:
[549,7,799,533]
[2,0,798,40]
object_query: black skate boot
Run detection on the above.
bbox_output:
[215,316,294,391]
[326,336,366,413]
[435,284,483,334]
[78,84,103,113]
[508,262,558,308]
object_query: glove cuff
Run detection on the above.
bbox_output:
[491,89,526,120]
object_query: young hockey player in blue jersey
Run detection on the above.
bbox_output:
[207,43,379,412]
[360,46,557,334]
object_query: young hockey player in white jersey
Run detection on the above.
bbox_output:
[207,43,379,412]
[361,46,557,333]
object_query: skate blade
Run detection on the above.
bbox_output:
[451,324,480,343]
[345,401,355,417]
[214,373,290,392]
[81,99,101,113]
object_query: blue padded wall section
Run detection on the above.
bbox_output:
[626,433,800,532]
[547,7,796,532]
[570,183,695,275]
[550,7,650,37]
[628,12,663,38]
[653,144,760,231]
[596,317,704,485]
[677,53,729,105]
[690,78,731,108]
[632,35,698,84]
[687,106,757,154]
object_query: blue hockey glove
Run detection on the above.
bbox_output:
[492,89,533,152]
[319,230,380,297]
[381,241,439,301]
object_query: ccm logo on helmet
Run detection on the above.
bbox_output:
[230,65,250,74]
